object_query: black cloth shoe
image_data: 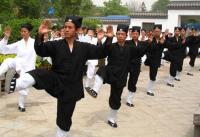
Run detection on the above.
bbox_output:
[167,83,174,87]
[18,106,26,112]
[126,102,134,107]
[8,72,20,94]
[85,87,91,92]
[147,92,154,96]
[174,78,180,81]
[85,87,97,98]
[187,73,193,76]
[8,77,17,94]
[107,120,118,128]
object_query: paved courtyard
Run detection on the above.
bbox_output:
[0,58,200,137]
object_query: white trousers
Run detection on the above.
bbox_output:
[126,91,135,104]
[56,127,69,137]
[85,62,96,87]
[0,58,34,107]
[175,71,181,79]
[0,58,16,76]
[167,75,174,85]
[17,73,35,108]
[147,80,155,93]
[107,108,118,123]
[188,65,193,74]
[92,75,103,93]
[86,62,96,79]
[16,73,35,91]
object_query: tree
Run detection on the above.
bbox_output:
[103,0,129,15]
[126,0,141,12]
[141,2,147,12]
[79,0,93,16]
[151,0,170,12]
[0,0,15,23]
[40,0,53,18]
[54,0,82,19]
[13,0,42,18]
[53,0,104,18]
[82,18,102,29]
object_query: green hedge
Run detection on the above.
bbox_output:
[0,54,16,63]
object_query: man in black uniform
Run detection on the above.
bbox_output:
[126,26,148,107]
[11,16,107,137]
[174,27,187,80]
[164,27,186,87]
[144,24,165,96]
[187,27,200,76]
[86,24,131,128]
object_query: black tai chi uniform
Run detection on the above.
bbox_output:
[144,38,165,81]
[164,36,187,77]
[28,34,107,131]
[187,35,200,67]
[96,39,131,110]
[127,40,147,93]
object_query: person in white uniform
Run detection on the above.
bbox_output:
[0,23,36,112]
[83,28,99,88]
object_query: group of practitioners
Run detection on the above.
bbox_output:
[0,15,200,137]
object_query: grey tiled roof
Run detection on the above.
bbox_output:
[130,12,168,19]
[90,15,130,24]
[168,1,200,9]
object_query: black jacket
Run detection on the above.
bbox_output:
[145,37,165,67]
[32,34,107,101]
[97,39,131,88]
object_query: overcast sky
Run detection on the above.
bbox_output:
[91,0,158,11]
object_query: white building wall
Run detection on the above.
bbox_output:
[167,10,200,32]
[129,10,200,33]
[130,18,168,32]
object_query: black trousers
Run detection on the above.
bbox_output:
[149,65,159,81]
[56,100,76,131]
[189,54,197,67]
[109,85,124,110]
[177,59,184,72]
[169,62,177,77]
[128,64,141,93]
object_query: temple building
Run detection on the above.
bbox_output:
[95,0,200,33]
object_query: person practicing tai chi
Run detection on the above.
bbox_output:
[85,24,131,128]
[186,27,200,76]
[144,24,165,96]
[164,27,187,87]
[126,26,148,107]
[0,24,36,112]
[8,16,108,137]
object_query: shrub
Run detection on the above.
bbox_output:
[0,54,16,64]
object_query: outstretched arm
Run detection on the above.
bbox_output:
[0,27,18,54]
[34,20,55,57]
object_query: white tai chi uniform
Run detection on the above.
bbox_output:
[81,35,99,87]
[0,37,36,109]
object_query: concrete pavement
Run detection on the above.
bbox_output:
[0,58,199,137]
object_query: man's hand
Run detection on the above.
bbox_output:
[3,26,11,39]
[39,20,52,35]
[160,37,165,44]
[148,37,153,44]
